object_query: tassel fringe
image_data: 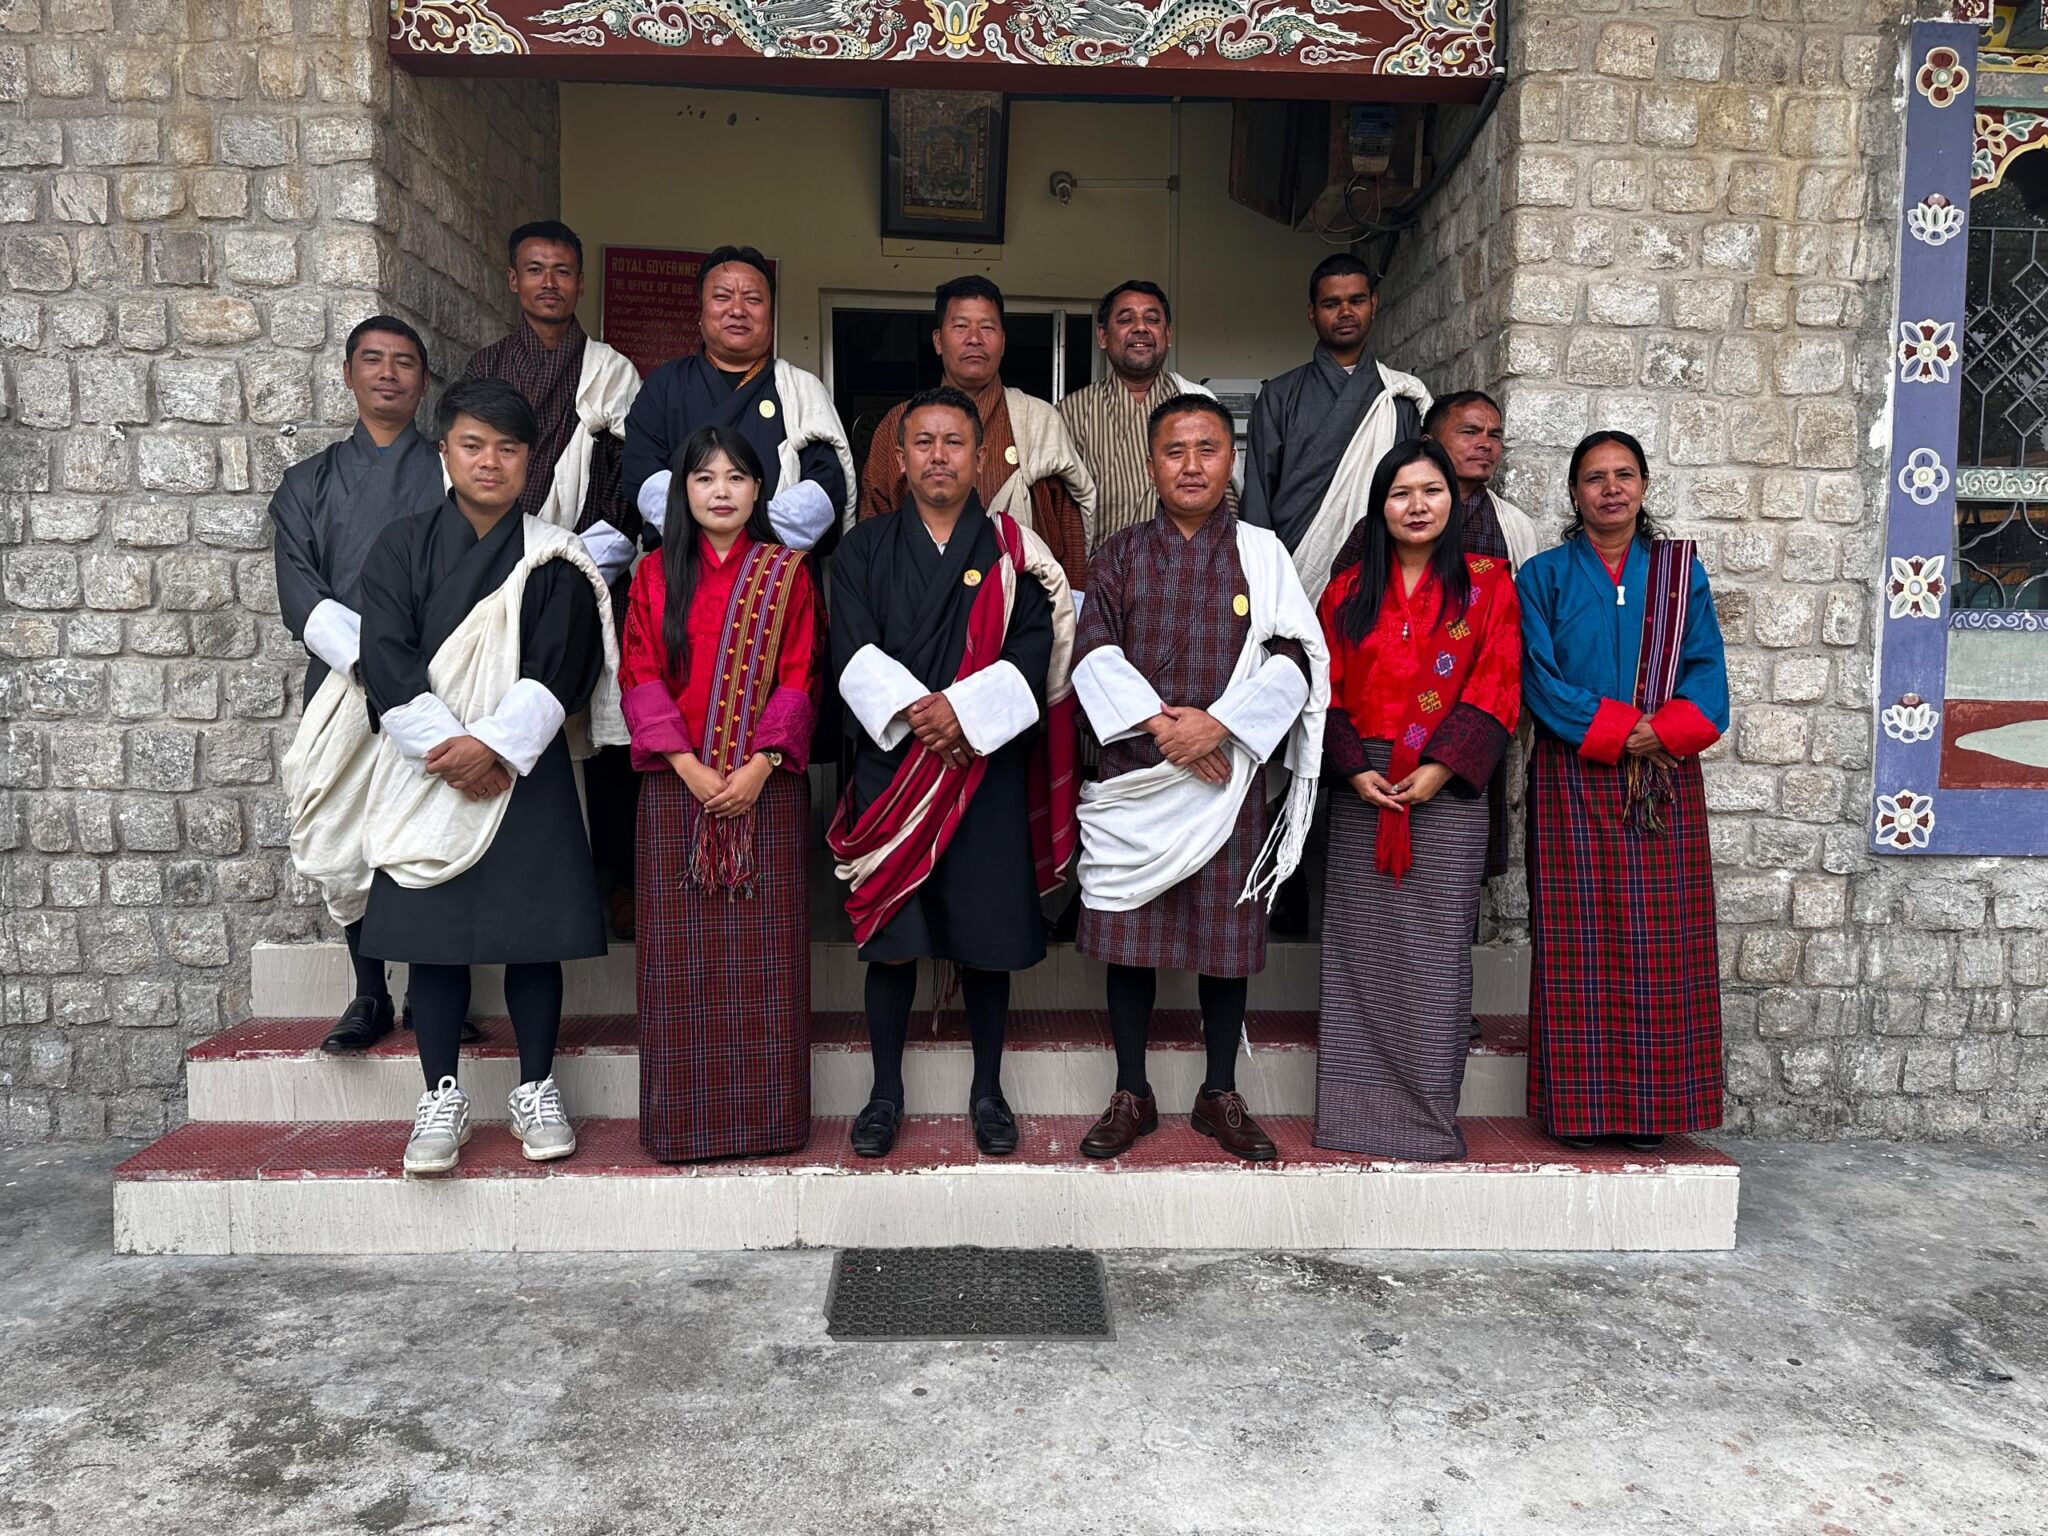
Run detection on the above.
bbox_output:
[1238,773,1319,910]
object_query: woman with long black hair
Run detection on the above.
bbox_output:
[619,425,822,1161]
[1313,438,1523,1159]
[1519,430,1728,1152]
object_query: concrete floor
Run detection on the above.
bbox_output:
[0,1141,2041,1536]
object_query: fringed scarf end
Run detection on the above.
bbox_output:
[1238,772,1319,909]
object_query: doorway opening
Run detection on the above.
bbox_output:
[825,293,1095,468]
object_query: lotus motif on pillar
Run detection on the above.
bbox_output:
[1906,193,1966,247]
[1880,694,1941,744]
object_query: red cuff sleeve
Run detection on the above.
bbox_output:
[1650,698,1721,758]
[622,680,694,772]
[1580,698,1642,765]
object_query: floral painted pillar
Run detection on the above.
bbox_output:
[1874,17,2048,856]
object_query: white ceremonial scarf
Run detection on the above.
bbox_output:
[1290,362,1433,604]
[361,518,628,892]
[535,337,641,531]
[773,358,859,527]
[280,669,378,926]
[1073,522,1328,913]
[1491,489,1541,571]
[987,387,1100,545]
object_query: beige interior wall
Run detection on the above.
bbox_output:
[559,86,1332,387]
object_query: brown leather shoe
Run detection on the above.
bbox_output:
[1080,1089,1158,1159]
[1191,1089,1277,1162]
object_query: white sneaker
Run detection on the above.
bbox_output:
[404,1076,471,1176]
[508,1075,577,1163]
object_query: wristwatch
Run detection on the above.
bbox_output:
[762,750,785,769]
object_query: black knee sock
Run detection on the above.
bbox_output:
[343,920,389,1005]
[865,960,918,1110]
[407,963,470,1090]
[1104,963,1155,1097]
[1198,973,1248,1096]
[503,961,563,1085]
[961,966,1010,1105]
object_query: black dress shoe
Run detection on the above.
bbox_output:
[321,996,394,1054]
[850,1100,900,1158]
[1466,1015,1485,1042]
[971,1095,1018,1157]
[1621,1134,1666,1152]
[1554,1134,1600,1150]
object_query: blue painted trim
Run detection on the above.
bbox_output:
[1870,23,2048,856]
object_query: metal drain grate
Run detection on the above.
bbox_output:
[825,1247,1114,1342]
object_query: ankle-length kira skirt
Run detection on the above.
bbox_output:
[1524,735,1723,1137]
[1315,747,1489,1161]
[635,768,811,1161]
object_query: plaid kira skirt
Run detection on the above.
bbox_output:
[635,768,811,1161]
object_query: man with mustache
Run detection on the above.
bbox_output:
[1068,396,1326,1162]
[465,220,644,936]
[829,387,1079,1160]
[1057,279,1233,553]
[1242,253,1433,605]
[273,315,447,1055]
[857,276,1096,595]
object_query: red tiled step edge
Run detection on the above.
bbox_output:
[187,1011,1532,1061]
[116,1114,1729,1182]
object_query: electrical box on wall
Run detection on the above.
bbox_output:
[1227,100,1428,236]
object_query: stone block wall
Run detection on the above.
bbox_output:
[1378,0,2048,1139]
[0,0,556,1139]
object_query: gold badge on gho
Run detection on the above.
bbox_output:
[964,568,983,587]
[1003,445,1019,465]
[759,400,777,419]
[1232,593,1249,617]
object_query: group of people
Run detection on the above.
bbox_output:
[272,223,1731,1181]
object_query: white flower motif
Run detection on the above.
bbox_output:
[1880,695,1941,743]
[1897,319,1960,384]
[1896,447,1952,506]
[1906,193,1966,246]
[1874,789,1936,851]
[1887,554,1948,619]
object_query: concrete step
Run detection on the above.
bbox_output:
[113,1115,1739,1256]
[185,1012,1533,1122]
[249,940,1533,1019]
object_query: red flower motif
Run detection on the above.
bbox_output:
[1916,47,1969,109]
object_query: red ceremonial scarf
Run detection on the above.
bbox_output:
[828,510,1078,946]
[690,541,802,896]
[1374,559,1492,883]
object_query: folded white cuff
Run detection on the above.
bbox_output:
[579,520,635,586]
[1070,588,1086,624]
[303,598,361,679]
[1209,653,1311,764]
[945,660,1039,757]
[1072,646,1164,745]
[636,470,672,534]
[381,691,465,763]
[840,643,925,751]
[767,479,834,552]
[468,678,567,777]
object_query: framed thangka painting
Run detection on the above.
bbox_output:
[1875,7,2048,854]
[883,90,1008,244]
